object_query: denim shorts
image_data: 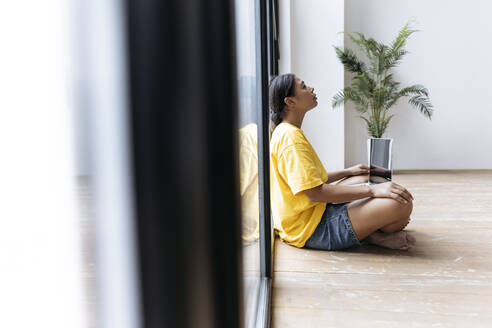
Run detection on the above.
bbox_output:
[304,202,361,250]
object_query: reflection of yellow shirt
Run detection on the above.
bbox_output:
[270,123,328,247]
[239,123,260,243]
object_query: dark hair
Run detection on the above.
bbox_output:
[269,73,296,127]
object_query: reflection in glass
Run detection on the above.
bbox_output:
[239,123,260,244]
[235,0,261,326]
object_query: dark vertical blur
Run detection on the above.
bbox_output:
[269,0,280,76]
[125,0,242,327]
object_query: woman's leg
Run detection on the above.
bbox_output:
[336,174,415,249]
[347,197,413,240]
[379,215,411,233]
[336,175,368,185]
[338,175,412,233]
[346,197,415,250]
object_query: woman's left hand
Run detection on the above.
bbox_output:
[346,164,369,177]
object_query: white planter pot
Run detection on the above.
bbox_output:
[367,138,393,184]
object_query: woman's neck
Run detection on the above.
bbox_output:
[282,110,305,129]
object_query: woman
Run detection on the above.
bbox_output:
[269,73,416,251]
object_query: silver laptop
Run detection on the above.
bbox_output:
[367,138,393,185]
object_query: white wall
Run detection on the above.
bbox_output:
[345,0,492,169]
[279,0,345,172]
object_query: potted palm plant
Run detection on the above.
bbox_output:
[332,20,433,175]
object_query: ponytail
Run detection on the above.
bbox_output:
[268,73,296,129]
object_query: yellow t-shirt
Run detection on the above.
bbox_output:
[270,122,328,247]
[239,123,260,243]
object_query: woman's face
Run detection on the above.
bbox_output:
[288,77,317,111]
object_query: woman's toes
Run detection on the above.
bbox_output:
[395,231,408,243]
[367,231,410,249]
[405,232,416,246]
[394,231,413,250]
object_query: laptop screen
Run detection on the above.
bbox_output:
[368,139,393,184]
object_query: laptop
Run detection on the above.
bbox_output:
[351,138,393,186]
[367,138,393,185]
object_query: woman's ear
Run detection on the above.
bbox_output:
[284,97,295,107]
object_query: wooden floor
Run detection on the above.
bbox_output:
[272,171,492,327]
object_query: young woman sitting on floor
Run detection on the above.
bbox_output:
[269,73,416,251]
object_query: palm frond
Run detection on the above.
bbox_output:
[380,113,395,136]
[399,84,429,97]
[351,73,375,99]
[355,103,370,114]
[332,87,369,112]
[385,93,402,109]
[390,19,418,54]
[385,84,429,109]
[359,115,378,137]
[372,85,393,111]
[385,49,409,70]
[332,90,346,108]
[382,74,400,92]
[408,95,433,118]
[372,44,390,76]
[344,87,365,104]
[343,32,379,60]
[334,46,367,74]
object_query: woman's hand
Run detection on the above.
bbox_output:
[370,181,414,204]
[346,164,369,177]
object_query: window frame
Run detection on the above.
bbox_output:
[254,0,279,326]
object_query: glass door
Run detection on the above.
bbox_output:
[234,0,261,326]
[235,0,279,326]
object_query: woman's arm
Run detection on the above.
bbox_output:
[326,164,369,184]
[304,181,414,204]
[304,183,373,203]
[325,169,350,184]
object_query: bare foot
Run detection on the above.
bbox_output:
[365,231,416,250]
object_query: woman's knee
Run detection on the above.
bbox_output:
[384,197,413,218]
[401,198,413,217]
[376,198,413,231]
[380,215,411,233]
